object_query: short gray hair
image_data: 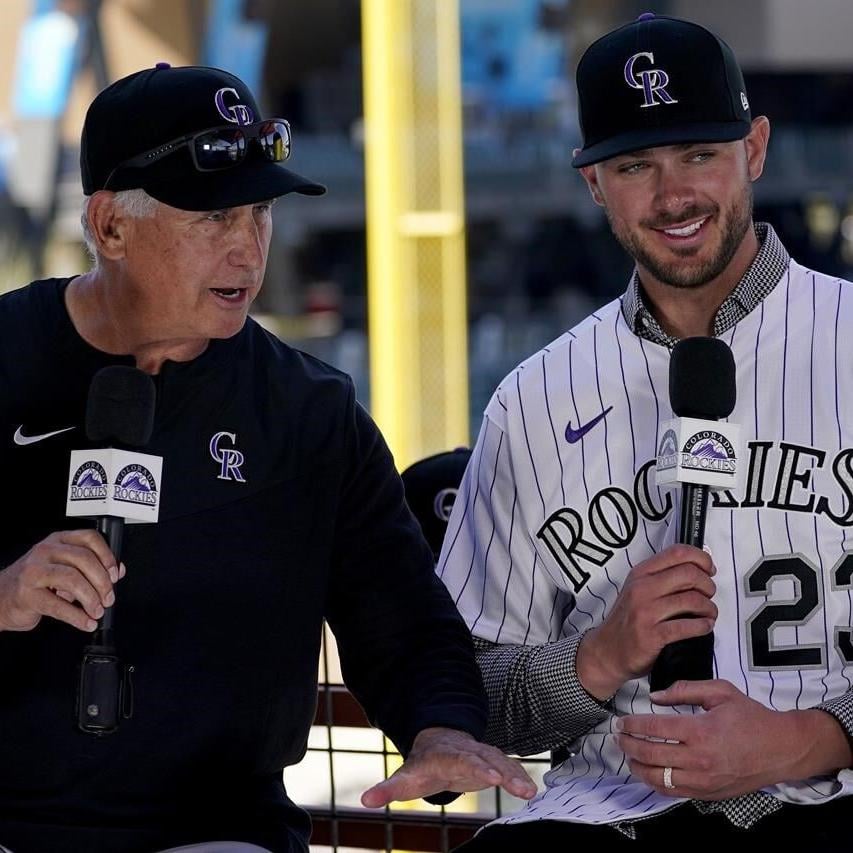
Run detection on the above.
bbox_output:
[80,189,160,267]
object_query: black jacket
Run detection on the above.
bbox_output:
[0,278,486,853]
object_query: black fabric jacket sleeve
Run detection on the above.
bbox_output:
[325,387,487,756]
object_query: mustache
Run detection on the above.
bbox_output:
[641,205,718,229]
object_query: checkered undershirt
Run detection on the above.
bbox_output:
[475,224,853,835]
[620,221,789,346]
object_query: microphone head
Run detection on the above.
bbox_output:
[86,366,156,447]
[669,337,736,419]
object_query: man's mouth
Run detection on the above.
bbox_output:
[211,288,247,301]
[659,217,709,238]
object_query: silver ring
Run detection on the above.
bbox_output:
[663,766,675,790]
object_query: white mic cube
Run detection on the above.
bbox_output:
[66,448,162,523]
[655,417,742,491]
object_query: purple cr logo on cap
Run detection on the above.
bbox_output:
[214,87,255,126]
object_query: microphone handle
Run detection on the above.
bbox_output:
[77,515,129,734]
[649,484,714,691]
[95,516,124,639]
[679,483,708,547]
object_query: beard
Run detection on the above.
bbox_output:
[605,181,754,289]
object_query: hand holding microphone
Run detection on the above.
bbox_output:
[0,529,121,634]
[576,338,738,700]
[649,337,737,691]
[67,366,159,734]
[577,337,735,701]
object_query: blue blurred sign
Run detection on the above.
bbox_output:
[13,4,80,119]
[461,0,567,110]
[203,0,268,97]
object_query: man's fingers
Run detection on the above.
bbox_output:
[656,615,716,647]
[500,774,537,800]
[57,529,119,578]
[669,566,717,598]
[618,732,685,768]
[625,758,725,800]
[649,678,736,710]
[360,765,486,809]
[38,563,106,621]
[360,774,410,809]
[624,759,691,797]
[31,589,98,632]
[474,748,537,799]
[649,565,717,600]
[38,542,116,608]
[0,529,125,632]
[616,712,691,743]
[637,544,714,578]
[361,749,537,808]
[658,590,717,622]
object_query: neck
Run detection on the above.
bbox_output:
[637,224,760,340]
[65,270,208,374]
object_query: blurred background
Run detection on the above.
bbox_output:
[2,1,853,848]
[4,0,853,442]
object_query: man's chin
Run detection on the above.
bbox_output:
[634,251,716,289]
[211,315,250,339]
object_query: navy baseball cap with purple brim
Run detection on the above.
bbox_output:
[81,63,325,210]
[572,13,752,168]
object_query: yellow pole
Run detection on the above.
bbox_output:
[361,0,469,471]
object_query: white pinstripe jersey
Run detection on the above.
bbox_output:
[438,259,853,825]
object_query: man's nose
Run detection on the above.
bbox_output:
[653,163,696,216]
[229,214,266,269]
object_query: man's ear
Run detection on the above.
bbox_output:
[744,116,771,182]
[85,192,132,260]
[575,159,606,207]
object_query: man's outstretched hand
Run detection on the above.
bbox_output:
[361,727,537,808]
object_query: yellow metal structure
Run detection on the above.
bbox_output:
[361,0,470,470]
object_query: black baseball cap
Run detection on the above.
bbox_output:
[81,64,325,210]
[572,13,752,168]
[401,447,472,558]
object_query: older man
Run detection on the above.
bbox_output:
[0,64,534,853]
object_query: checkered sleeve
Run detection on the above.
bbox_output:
[816,690,853,753]
[474,634,611,755]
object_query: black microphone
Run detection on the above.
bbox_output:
[649,337,735,692]
[74,366,156,734]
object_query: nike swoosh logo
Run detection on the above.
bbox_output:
[13,425,75,446]
[565,406,613,444]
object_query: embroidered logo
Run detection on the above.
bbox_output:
[433,487,459,521]
[624,52,678,108]
[209,431,246,482]
[565,406,613,444]
[214,87,254,126]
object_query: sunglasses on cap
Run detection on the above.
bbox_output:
[103,118,292,189]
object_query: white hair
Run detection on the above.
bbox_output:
[80,188,160,267]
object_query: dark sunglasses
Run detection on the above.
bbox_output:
[103,119,292,189]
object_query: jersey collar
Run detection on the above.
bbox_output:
[620,222,790,348]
